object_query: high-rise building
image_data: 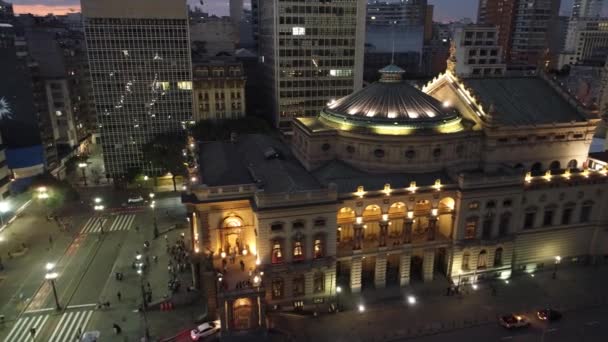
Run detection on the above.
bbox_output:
[572,0,604,18]
[366,0,428,26]
[230,0,243,26]
[558,18,608,68]
[258,0,366,130]
[0,0,13,23]
[477,0,560,71]
[82,0,193,177]
[0,133,9,199]
[448,25,506,78]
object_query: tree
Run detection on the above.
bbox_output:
[143,133,187,191]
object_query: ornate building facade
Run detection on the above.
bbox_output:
[183,65,608,335]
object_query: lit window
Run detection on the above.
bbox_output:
[272,241,283,264]
[314,239,323,259]
[272,278,284,299]
[468,201,480,210]
[159,82,170,90]
[177,81,192,90]
[292,27,306,36]
[314,272,324,293]
[329,69,353,77]
[293,241,304,261]
[477,250,488,269]
[465,217,477,239]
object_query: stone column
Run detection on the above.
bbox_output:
[423,249,435,282]
[350,257,362,293]
[374,254,387,288]
[450,213,456,239]
[403,219,413,244]
[354,224,363,250]
[379,221,388,247]
[399,252,411,286]
[427,216,437,241]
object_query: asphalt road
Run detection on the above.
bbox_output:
[400,306,607,342]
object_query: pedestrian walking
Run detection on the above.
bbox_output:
[116,291,121,301]
[113,323,122,334]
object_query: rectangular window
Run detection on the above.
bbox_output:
[543,210,554,226]
[561,207,573,225]
[523,212,535,229]
[580,205,592,223]
[482,218,493,239]
[314,218,326,227]
[465,218,477,239]
[292,27,306,36]
[498,215,510,237]
[177,81,192,90]
[293,276,305,296]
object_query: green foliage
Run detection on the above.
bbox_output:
[191,117,273,141]
[142,133,187,191]
[126,166,144,184]
[30,173,79,210]
[65,154,89,174]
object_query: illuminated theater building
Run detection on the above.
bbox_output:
[183,64,608,334]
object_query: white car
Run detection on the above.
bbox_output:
[190,320,220,340]
[499,314,530,329]
[80,331,100,342]
[127,195,144,204]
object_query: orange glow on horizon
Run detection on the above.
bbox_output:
[13,5,81,16]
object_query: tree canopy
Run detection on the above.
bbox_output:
[142,133,187,191]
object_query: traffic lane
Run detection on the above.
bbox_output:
[67,232,126,306]
[407,306,607,342]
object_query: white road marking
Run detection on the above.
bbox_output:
[80,217,106,234]
[3,314,49,342]
[66,303,97,309]
[23,307,54,314]
[49,310,93,342]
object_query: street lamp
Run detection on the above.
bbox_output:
[37,187,49,200]
[0,201,10,226]
[552,255,561,279]
[45,262,61,311]
[358,303,365,313]
[78,162,88,186]
[407,295,417,305]
[135,254,151,340]
[336,286,342,311]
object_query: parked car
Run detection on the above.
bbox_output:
[190,320,220,340]
[537,308,562,321]
[499,314,530,329]
[80,331,100,342]
[127,195,144,204]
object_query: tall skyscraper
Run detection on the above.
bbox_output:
[572,0,604,18]
[82,0,193,177]
[258,0,366,130]
[478,0,560,71]
[230,0,243,26]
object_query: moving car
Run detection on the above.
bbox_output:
[499,314,530,329]
[80,331,100,342]
[127,195,144,204]
[537,308,562,321]
[190,320,220,340]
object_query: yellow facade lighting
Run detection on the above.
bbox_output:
[355,185,365,198]
[383,183,391,196]
[407,181,417,193]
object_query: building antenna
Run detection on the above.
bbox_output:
[391,22,395,65]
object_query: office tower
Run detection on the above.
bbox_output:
[448,25,506,77]
[558,18,608,68]
[0,0,13,23]
[230,0,243,26]
[258,0,366,130]
[82,0,193,177]
[478,0,560,71]
[424,5,434,43]
[572,0,604,18]
[366,0,428,26]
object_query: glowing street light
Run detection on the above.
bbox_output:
[407,295,417,305]
[553,255,561,279]
[44,262,61,311]
[94,197,102,204]
[472,284,478,290]
[0,201,10,226]
[149,193,155,199]
[358,304,366,313]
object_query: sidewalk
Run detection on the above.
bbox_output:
[269,265,608,342]
[0,191,32,234]
[89,207,206,341]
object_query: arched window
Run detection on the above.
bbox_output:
[462,251,470,270]
[271,278,284,299]
[567,159,578,169]
[293,240,304,261]
[271,241,283,264]
[477,250,488,269]
[531,162,543,174]
[494,247,503,267]
[313,238,324,259]
[549,160,561,170]
[313,272,325,293]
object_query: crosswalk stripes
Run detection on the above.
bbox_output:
[79,217,107,234]
[3,314,49,342]
[107,214,135,232]
[49,310,93,342]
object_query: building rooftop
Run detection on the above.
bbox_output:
[197,134,321,193]
[462,77,588,126]
[313,160,451,193]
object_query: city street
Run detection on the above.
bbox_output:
[0,189,201,342]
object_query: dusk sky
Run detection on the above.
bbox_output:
[7,0,585,22]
